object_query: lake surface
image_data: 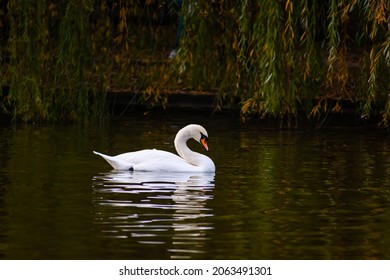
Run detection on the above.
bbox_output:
[0,113,389,259]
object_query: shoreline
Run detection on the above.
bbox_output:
[0,87,387,129]
[106,90,386,130]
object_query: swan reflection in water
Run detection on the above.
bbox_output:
[92,171,215,259]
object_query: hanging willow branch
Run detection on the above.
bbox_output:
[0,0,389,125]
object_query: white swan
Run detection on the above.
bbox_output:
[93,124,215,172]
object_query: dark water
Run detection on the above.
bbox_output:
[0,114,389,259]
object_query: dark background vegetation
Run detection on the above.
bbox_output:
[0,0,388,125]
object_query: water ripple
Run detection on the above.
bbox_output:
[91,171,215,259]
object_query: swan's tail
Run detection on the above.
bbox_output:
[93,151,134,171]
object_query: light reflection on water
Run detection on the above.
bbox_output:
[92,171,215,259]
[1,117,390,259]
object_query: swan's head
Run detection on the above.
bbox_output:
[192,124,209,151]
[177,124,210,151]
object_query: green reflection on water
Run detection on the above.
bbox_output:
[0,118,389,259]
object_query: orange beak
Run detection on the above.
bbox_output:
[201,137,209,151]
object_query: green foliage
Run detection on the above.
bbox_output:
[0,0,389,124]
[2,0,102,122]
[176,0,389,124]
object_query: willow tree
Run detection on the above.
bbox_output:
[0,0,389,125]
[1,1,95,121]
[174,0,389,124]
[1,0,177,121]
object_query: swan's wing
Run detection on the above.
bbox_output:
[94,149,186,171]
[120,149,196,172]
[115,149,204,172]
[94,149,213,172]
[93,151,134,171]
[134,152,196,172]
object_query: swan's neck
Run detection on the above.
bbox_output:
[174,130,201,166]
